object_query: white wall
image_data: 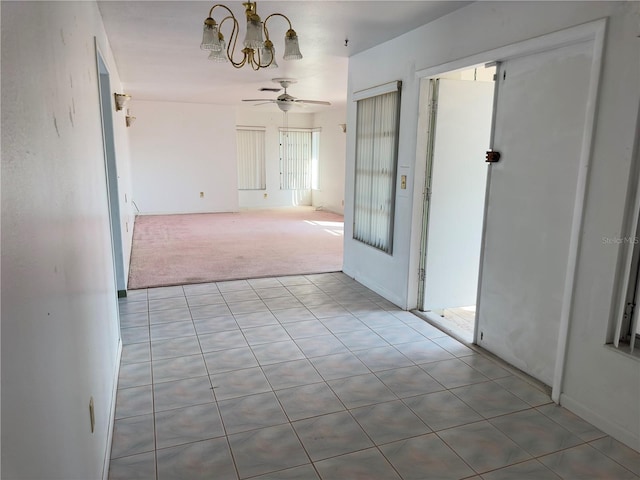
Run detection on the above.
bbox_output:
[129,100,239,214]
[1,1,133,478]
[345,1,639,449]
[312,107,347,215]
[128,104,346,214]
[236,109,314,208]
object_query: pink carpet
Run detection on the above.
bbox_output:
[127,207,344,289]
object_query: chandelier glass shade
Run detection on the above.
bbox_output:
[200,2,302,70]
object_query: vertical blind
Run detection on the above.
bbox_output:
[616,205,640,353]
[280,129,312,190]
[353,85,401,253]
[311,131,320,190]
[236,128,266,190]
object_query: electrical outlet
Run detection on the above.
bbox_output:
[89,397,95,433]
[200,192,204,198]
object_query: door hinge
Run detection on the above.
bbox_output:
[418,268,426,281]
[503,70,507,80]
[624,302,635,321]
[429,100,438,116]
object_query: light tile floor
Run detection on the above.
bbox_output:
[109,272,640,480]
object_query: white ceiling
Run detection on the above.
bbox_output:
[98,1,471,113]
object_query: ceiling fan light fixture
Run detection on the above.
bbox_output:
[283,29,302,60]
[278,101,294,112]
[243,78,329,112]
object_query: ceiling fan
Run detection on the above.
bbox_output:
[243,78,331,112]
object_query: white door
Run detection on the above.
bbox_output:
[476,41,595,385]
[422,78,494,312]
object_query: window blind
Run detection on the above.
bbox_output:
[353,83,401,253]
[236,129,266,190]
[280,129,312,190]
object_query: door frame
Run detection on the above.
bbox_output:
[416,78,440,309]
[95,40,127,296]
[409,18,607,402]
[416,74,496,342]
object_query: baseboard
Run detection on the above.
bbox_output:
[560,392,640,451]
[102,338,122,480]
[344,269,406,309]
[313,205,344,216]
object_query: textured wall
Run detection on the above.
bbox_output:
[1,1,132,478]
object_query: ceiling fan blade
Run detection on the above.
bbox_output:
[296,100,332,106]
[252,102,275,106]
[242,99,275,102]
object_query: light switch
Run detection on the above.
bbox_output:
[400,175,407,189]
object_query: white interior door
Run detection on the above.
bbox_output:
[422,78,494,311]
[476,41,595,385]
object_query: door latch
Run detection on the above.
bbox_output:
[485,150,501,163]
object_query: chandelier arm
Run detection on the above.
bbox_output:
[223,16,248,69]
[263,12,293,31]
[208,3,235,19]
[252,43,260,69]
[234,55,248,69]
[251,57,261,71]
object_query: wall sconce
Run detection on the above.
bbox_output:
[125,109,136,127]
[114,93,131,111]
[339,123,347,133]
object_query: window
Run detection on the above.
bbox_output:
[279,129,315,190]
[613,209,640,357]
[353,81,402,254]
[612,125,640,357]
[236,128,266,190]
[622,244,640,354]
[311,130,320,190]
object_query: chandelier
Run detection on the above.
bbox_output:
[200,2,302,70]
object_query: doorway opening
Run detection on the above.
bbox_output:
[417,65,496,343]
[96,46,126,297]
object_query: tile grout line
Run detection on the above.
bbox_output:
[187,280,244,480]
[112,275,637,480]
